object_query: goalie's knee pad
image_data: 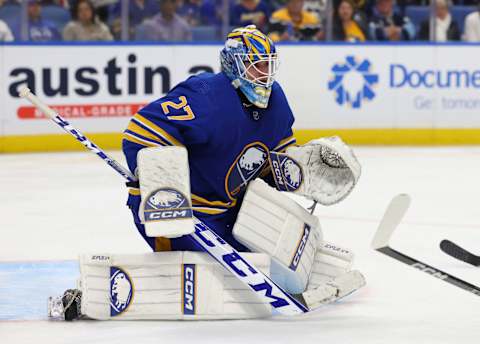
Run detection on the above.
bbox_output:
[232,179,322,294]
[80,252,272,320]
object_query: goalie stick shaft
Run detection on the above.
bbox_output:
[372,195,480,297]
[19,87,308,316]
[19,87,136,183]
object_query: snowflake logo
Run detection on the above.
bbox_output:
[328,56,379,109]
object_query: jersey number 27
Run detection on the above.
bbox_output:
[161,96,195,121]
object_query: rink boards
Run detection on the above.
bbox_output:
[2,43,480,151]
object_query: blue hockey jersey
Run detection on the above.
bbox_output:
[123,72,296,251]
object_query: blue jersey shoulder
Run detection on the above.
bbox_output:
[140,72,230,123]
[131,72,232,147]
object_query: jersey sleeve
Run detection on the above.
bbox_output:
[272,129,296,152]
[122,76,213,208]
[123,77,212,174]
[260,83,297,186]
[272,83,297,153]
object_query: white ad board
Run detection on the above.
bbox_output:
[278,45,480,130]
[1,43,480,149]
[1,45,219,137]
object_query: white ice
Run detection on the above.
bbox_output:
[1,147,480,343]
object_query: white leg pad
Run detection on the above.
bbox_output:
[232,179,322,294]
[302,242,366,309]
[308,242,354,286]
[80,252,272,320]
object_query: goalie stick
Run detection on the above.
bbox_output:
[372,194,480,297]
[19,87,308,316]
[440,240,480,267]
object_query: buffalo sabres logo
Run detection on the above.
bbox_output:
[270,153,303,192]
[226,143,269,198]
[282,158,302,189]
[144,188,192,221]
[240,147,266,171]
[147,189,187,209]
[110,267,134,316]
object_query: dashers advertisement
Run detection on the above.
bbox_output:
[278,45,480,130]
[2,44,480,139]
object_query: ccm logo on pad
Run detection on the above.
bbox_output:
[289,224,311,271]
[183,264,196,315]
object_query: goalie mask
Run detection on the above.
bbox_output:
[220,25,279,109]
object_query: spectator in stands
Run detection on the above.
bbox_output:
[231,0,270,33]
[268,0,323,41]
[463,3,480,41]
[332,0,367,42]
[303,0,327,24]
[177,0,222,27]
[135,0,192,41]
[40,0,68,6]
[368,0,415,40]
[334,0,369,24]
[0,19,13,41]
[178,0,203,27]
[63,0,113,40]
[110,0,160,28]
[418,0,460,41]
[109,0,160,40]
[11,0,62,41]
[89,0,118,22]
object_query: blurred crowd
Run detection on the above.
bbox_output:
[1,0,480,42]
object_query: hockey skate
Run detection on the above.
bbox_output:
[48,289,82,321]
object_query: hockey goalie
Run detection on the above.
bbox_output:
[48,25,365,321]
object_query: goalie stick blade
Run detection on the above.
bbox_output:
[440,240,480,267]
[371,194,411,250]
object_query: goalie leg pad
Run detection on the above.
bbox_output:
[232,179,322,294]
[137,146,194,238]
[302,242,366,309]
[80,252,272,320]
[308,242,354,287]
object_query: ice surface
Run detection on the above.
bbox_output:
[1,148,479,343]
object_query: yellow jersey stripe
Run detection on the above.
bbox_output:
[193,207,228,215]
[276,135,295,147]
[132,113,184,147]
[123,132,161,148]
[274,136,297,152]
[191,194,237,208]
[127,121,169,146]
[155,237,172,252]
[128,187,140,196]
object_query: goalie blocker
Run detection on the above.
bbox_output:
[137,147,194,238]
